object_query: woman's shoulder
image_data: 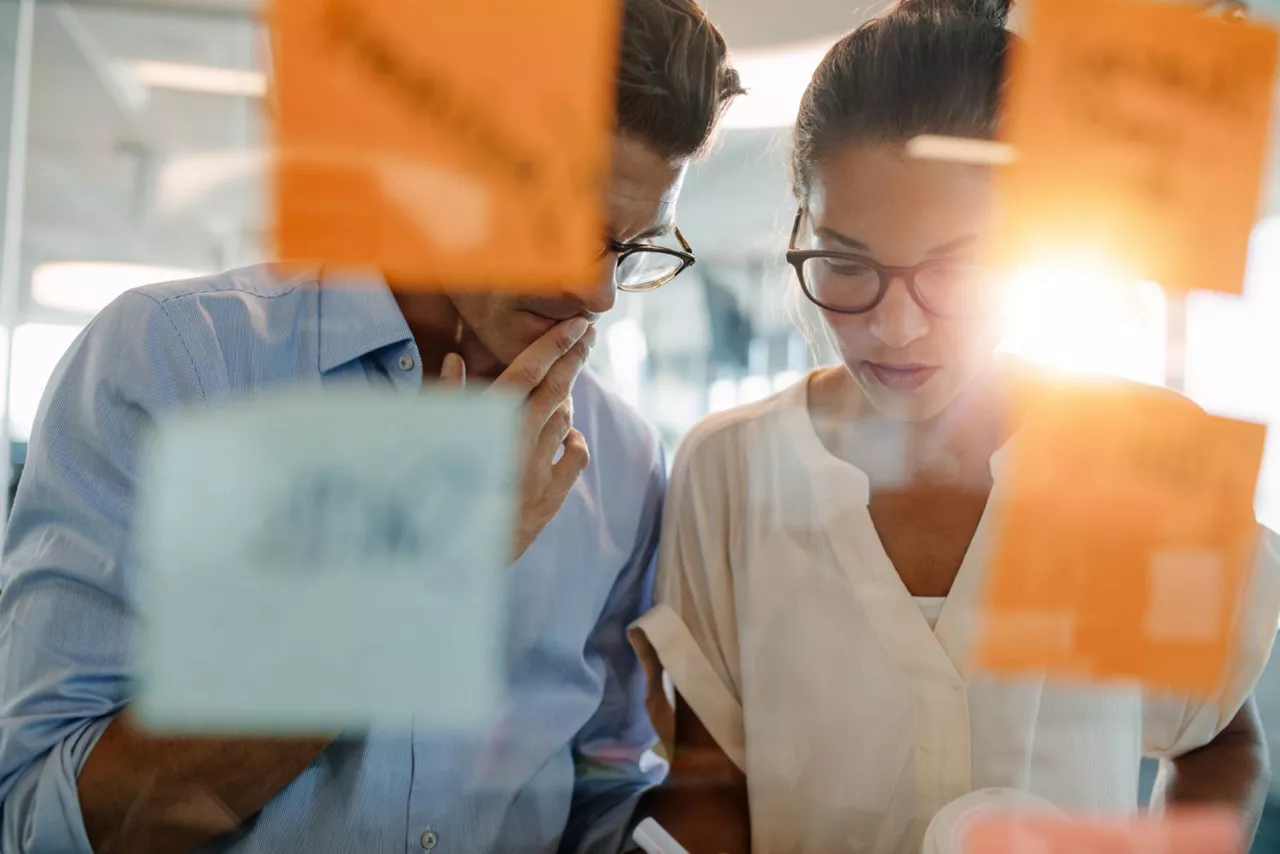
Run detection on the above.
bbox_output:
[672,370,821,472]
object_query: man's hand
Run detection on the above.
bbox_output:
[78,712,336,854]
[440,317,595,561]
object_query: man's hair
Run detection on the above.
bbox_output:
[615,0,744,160]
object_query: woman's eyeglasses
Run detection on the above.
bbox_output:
[785,211,993,318]
[603,227,696,292]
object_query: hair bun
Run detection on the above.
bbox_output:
[892,0,1011,26]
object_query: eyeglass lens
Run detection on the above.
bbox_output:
[616,250,684,289]
[801,256,988,316]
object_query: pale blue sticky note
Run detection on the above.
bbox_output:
[133,387,519,733]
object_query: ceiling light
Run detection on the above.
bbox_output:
[157,148,267,213]
[906,135,1016,166]
[720,40,833,130]
[132,60,266,97]
[32,262,204,315]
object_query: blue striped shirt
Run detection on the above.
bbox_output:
[0,265,665,854]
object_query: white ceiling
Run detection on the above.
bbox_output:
[7,0,1280,327]
[17,1,263,324]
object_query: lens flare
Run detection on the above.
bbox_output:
[997,259,1167,386]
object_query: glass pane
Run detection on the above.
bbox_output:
[0,0,22,524]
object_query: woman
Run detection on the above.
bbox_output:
[630,1,1279,851]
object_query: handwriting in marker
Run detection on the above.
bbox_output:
[134,391,516,731]
[321,0,542,192]
[251,451,501,579]
[988,0,1278,296]
[269,0,617,288]
[978,381,1267,695]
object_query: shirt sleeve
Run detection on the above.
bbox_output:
[0,291,208,853]
[628,422,746,772]
[1142,524,1280,757]
[559,443,668,854]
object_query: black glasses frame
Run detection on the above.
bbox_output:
[785,210,971,318]
[607,227,696,292]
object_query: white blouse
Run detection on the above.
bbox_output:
[630,374,1280,854]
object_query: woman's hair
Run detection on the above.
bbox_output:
[791,0,1014,203]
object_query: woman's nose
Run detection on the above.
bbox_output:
[868,277,930,348]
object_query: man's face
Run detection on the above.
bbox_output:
[450,134,687,369]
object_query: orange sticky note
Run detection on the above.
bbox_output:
[991,0,1278,295]
[269,0,619,291]
[964,810,1240,854]
[978,380,1266,695]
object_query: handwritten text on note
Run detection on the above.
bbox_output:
[978,379,1267,695]
[134,388,520,732]
[989,0,1278,295]
[270,0,619,291]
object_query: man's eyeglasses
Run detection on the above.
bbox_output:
[604,228,696,292]
[785,211,992,318]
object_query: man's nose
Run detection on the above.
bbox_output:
[575,253,619,316]
[868,277,930,348]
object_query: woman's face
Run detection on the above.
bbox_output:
[804,143,1003,422]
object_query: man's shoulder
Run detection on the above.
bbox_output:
[127,264,319,313]
[113,263,320,343]
[99,264,320,341]
[572,369,662,476]
[82,264,326,396]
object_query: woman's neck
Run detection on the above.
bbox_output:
[809,363,1011,492]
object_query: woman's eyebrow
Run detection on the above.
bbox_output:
[925,234,980,257]
[814,226,872,253]
[812,228,980,258]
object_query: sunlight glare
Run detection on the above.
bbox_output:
[998,260,1167,386]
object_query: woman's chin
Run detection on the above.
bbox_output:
[855,373,962,423]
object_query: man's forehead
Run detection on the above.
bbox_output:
[607,135,687,241]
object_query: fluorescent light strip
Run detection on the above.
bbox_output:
[906,135,1016,165]
[133,60,266,98]
[157,149,267,213]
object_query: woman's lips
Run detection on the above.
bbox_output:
[864,362,939,391]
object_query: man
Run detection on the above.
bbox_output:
[0,2,742,851]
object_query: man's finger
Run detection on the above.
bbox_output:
[526,338,590,426]
[440,352,466,387]
[531,401,574,466]
[492,317,589,398]
[548,428,589,496]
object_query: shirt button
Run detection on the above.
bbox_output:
[399,354,415,371]
[420,827,438,850]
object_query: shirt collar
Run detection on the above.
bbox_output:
[317,268,414,374]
